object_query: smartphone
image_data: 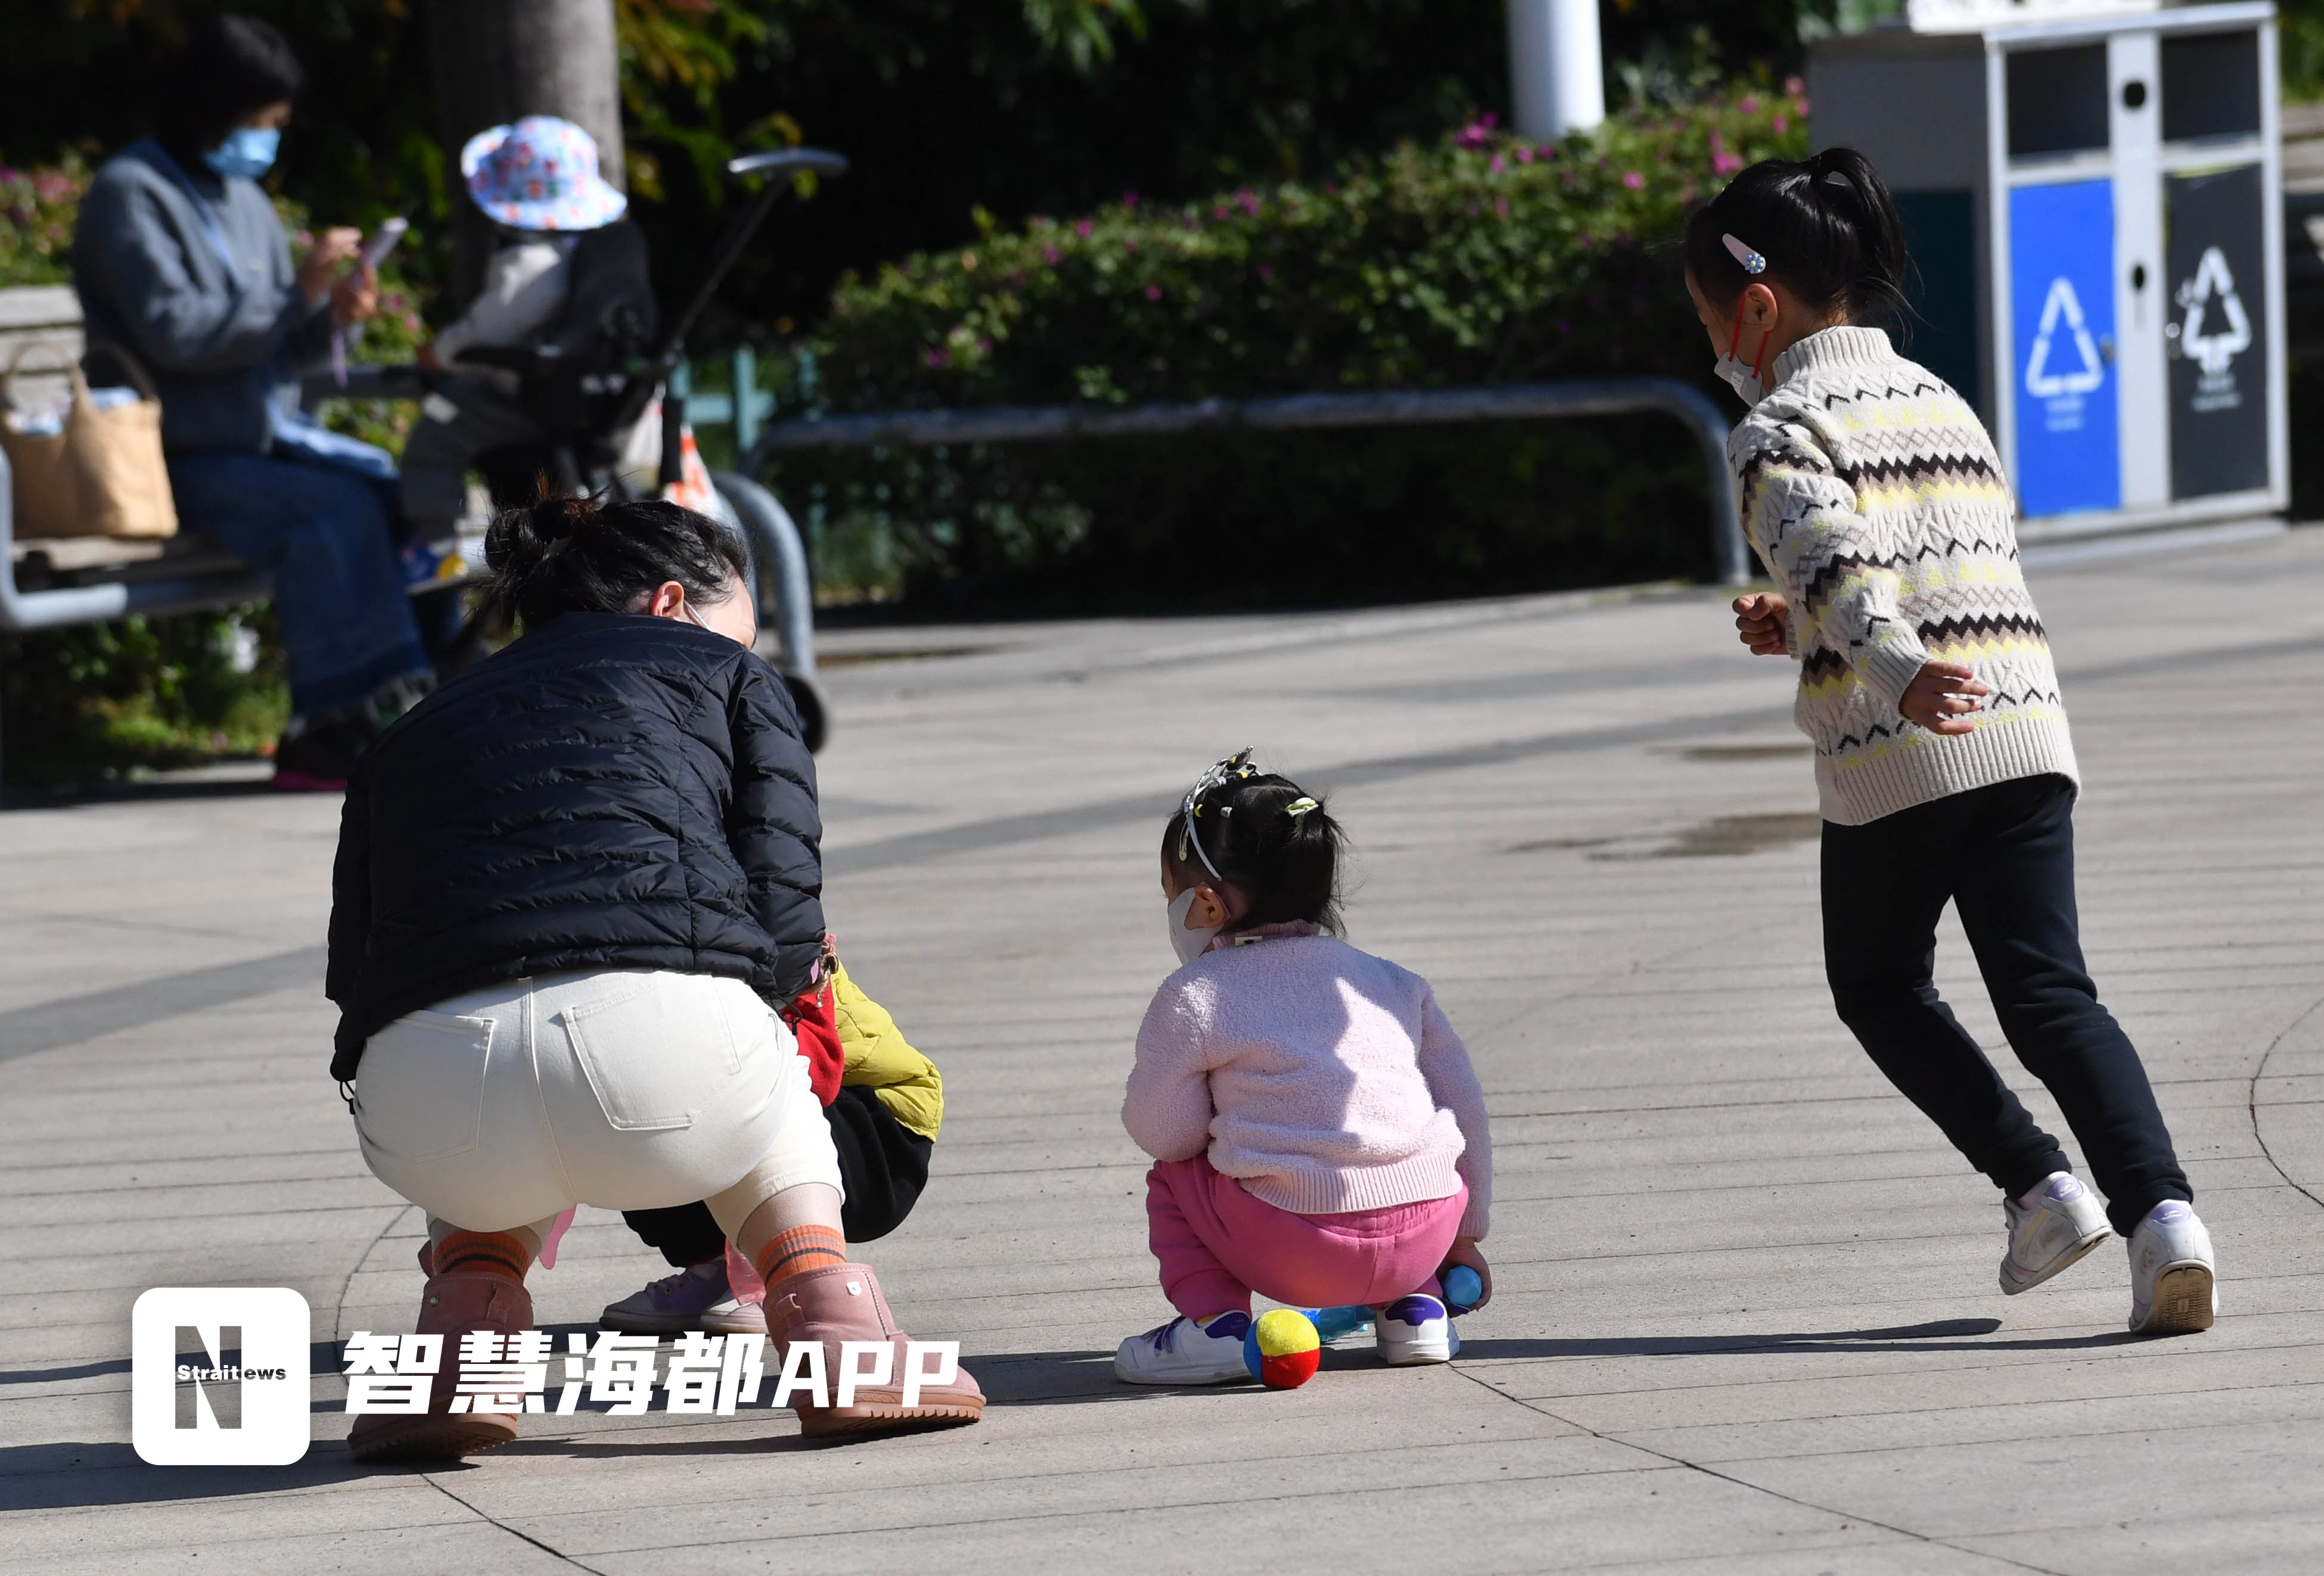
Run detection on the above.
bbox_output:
[359,217,409,272]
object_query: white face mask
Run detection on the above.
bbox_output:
[1714,316,1775,406]
[1165,887,1222,967]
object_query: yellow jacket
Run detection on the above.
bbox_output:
[832,960,942,1140]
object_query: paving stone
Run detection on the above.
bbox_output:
[2,530,2320,1569]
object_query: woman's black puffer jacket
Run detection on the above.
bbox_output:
[326,611,821,1080]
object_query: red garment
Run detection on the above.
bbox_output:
[784,974,843,1106]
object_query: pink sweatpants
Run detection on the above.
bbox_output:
[1146,1155,1467,1319]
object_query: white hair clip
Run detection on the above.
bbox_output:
[1177,748,1259,879]
[1722,233,1767,275]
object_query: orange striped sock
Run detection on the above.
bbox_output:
[753,1224,846,1288]
[433,1229,530,1282]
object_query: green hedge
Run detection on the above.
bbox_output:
[770,89,1808,610]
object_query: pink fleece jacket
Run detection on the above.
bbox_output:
[1122,927,1492,1239]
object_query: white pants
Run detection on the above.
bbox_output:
[354,970,842,1239]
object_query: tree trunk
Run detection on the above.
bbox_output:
[424,0,626,303]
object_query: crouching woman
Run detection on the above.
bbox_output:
[325,494,981,1461]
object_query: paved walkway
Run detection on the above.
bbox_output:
[4,528,2322,1574]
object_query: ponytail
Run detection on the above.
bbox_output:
[1684,145,1909,321]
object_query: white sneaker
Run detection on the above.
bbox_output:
[1374,1294,1459,1366]
[2127,1201,2217,1336]
[1999,1172,2112,1294]
[1113,1311,1254,1385]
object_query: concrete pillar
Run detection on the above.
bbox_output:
[1507,0,1605,141]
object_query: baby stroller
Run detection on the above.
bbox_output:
[330,148,838,750]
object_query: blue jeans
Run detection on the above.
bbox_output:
[167,447,432,716]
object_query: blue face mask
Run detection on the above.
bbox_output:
[203,126,281,181]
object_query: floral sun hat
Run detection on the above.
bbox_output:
[459,115,626,232]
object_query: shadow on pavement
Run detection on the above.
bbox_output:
[1450,1317,2152,1359]
[0,1441,412,1512]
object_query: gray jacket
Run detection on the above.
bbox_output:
[71,139,331,454]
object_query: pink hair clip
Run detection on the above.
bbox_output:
[1722,233,1767,275]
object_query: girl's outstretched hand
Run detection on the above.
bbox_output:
[1444,1238,1492,1311]
[1899,660,1991,735]
[1732,592,1789,655]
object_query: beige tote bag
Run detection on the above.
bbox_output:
[0,341,178,540]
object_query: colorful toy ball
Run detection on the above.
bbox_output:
[1441,1265,1484,1316]
[1242,1308,1322,1389]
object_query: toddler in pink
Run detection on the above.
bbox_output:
[1115,750,1493,1385]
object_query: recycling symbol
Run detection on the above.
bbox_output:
[2024,276,2105,398]
[2174,246,2251,377]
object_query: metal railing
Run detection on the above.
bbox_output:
[741,377,1750,585]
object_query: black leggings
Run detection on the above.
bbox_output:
[1821,774,2191,1237]
[623,1086,935,1267]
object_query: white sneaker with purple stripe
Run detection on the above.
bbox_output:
[1999,1172,2112,1295]
[1113,1311,1255,1385]
[1374,1294,1458,1365]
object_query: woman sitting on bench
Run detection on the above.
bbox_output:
[71,13,433,789]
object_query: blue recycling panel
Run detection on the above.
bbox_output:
[2009,180,2119,517]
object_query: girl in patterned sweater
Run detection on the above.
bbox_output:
[1683,149,2216,1335]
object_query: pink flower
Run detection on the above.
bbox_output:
[1714,153,1744,175]
[1211,204,1231,221]
[1145,284,1163,300]
[1489,153,1506,173]
[1076,219,1092,239]
[1257,264,1274,281]
[925,349,949,368]
[1515,145,1534,164]
[1784,76,1804,95]
[1121,190,1139,209]
[1739,95,1759,114]
[1773,114,1789,134]
[1041,245,1061,265]
[1623,170,1643,189]
[1495,196,1509,217]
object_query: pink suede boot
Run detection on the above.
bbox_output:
[350,1232,533,1463]
[766,1262,984,1438]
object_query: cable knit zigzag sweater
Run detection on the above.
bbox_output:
[1730,325,2079,825]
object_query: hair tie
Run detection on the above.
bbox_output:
[1284,796,1320,827]
[1722,233,1767,275]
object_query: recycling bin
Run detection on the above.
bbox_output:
[1809,3,2289,539]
